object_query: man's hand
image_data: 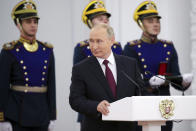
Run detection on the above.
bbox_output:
[149,75,165,87]
[0,122,12,131]
[97,100,110,116]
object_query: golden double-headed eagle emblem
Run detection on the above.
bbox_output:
[159,99,175,119]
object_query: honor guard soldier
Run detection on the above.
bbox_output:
[73,0,123,65]
[0,0,56,131]
[123,1,193,131]
[73,0,123,127]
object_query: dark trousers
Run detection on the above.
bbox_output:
[10,121,48,131]
[136,121,173,131]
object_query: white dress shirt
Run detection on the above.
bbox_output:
[96,52,117,84]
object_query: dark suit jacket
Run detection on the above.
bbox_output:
[69,54,144,131]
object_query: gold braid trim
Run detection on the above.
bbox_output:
[39,41,53,48]
[159,39,173,44]
[2,41,18,50]
[79,41,89,47]
[128,40,141,46]
[0,112,4,121]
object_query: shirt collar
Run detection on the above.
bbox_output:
[97,52,115,66]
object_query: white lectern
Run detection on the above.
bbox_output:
[102,96,196,131]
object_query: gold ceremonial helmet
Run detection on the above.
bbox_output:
[133,1,161,28]
[11,0,39,25]
[82,0,111,28]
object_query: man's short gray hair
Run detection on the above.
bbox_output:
[92,24,115,38]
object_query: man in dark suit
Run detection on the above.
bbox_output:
[74,1,123,127]
[69,24,145,131]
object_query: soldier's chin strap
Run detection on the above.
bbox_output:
[138,20,146,32]
[87,19,93,28]
[16,18,24,33]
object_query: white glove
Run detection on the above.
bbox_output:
[48,120,55,131]
[0,122,12,131]
[182,73,193,87]
[149,75,165,86]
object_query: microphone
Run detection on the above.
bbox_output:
[121,71,143,96]
[145,71,185,96]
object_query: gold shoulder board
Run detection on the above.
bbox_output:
[79,41,89,47]
[40,41,53,48]
[2,41,17,50]
[160,39,173,44]
[113,41,120,45]
[128,40,141,46]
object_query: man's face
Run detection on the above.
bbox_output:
[89,27,113,59]
[19,18,38,37]
[91,14,109,26]
[142,17,160,36]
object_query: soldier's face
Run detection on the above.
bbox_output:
[20,18,38,37]
[142,17,160,36]
[89,27,114,59]
[91,14,109,26]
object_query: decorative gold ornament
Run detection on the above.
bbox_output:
[94,2,104,9]
[24,2,34,10]
[23,41,38,52]
[159,99,175,119]
[146,3,156,10]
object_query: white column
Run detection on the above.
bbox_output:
[191,0,196,130]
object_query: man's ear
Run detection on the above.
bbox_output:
[110,36,115,44]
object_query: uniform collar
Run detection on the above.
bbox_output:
[19,37,38,52]
[19,37,36,44]
[141,33,158,44]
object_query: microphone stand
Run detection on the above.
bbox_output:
[121,71,142,96]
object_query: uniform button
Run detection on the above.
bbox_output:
[166,58,169,61]
[144,65,147,68]
[44,60,48,63]
[145,71,148,75]
[24,72,28,75]
[88,55,91,58]
[42,78,45,81]
[16,48,19,52]
[167,51,171,55]
[25,78,29,81]
[113,45,116,49]
[20,60,24,64]
[164,44,167,47]
[24,89,28,93]
[43,48,46,51]
[141,58,145,62]
[87,46,90,49]
[138,45,141,48]
[44,66,47,69]
[23,66,27,70]
[42,72,46,75]
[25,84,28,87]
[138,52,142,56]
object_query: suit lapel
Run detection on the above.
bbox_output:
[88,56,114,99]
